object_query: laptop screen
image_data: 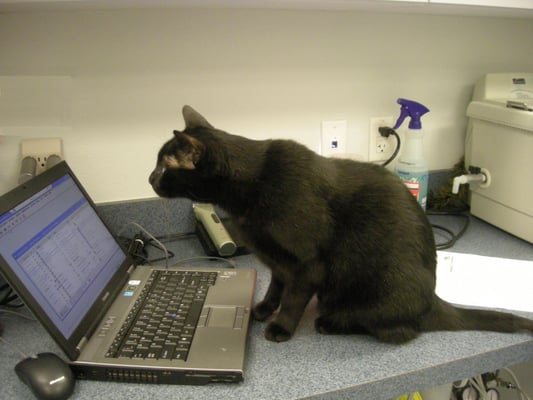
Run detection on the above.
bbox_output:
[0,167,126,339]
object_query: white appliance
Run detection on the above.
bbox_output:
[465,73,533,244]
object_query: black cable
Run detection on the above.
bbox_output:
[144,239,175,264]
[427,211,470,250]
[378,126,401,167]
[153,232,197,243]
[142,232,197,263]
[119,230,196,265]
[376,126,470,250]
[0,284,23,308]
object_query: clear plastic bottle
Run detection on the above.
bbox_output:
[392,98,430,210]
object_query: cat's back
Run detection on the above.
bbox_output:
[325,157,430,236]
[258,139,409,207]
[257,139,336,194]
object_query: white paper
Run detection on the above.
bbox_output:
[436,251,533,312]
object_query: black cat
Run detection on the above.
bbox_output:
[149,105,533,343]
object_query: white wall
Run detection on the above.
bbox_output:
[1,8,532,202]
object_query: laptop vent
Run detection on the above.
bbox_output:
[105,369,159,383]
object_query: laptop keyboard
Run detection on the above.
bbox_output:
[106,270,217,361]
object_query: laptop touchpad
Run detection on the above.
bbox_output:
[207,306,237,328]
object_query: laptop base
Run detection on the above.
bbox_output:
[72,364,243,385]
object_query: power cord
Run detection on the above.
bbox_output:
[377,125,470,250]
[378,126,401,167]
[119,233,236,269]
[117,221,174,268]
[117,221,230,268]
[119,230,177,267]
[427,211,470,250]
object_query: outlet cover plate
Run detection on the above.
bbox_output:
[321,120,347,157]
[368,116,395,162]
[21,137,63,175]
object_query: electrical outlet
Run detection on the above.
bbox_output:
[368,116,395,163]
[21,138,63,175]
[321,120,347,157]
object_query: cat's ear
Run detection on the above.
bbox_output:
[182,105,214,130]
[168,130,205,170]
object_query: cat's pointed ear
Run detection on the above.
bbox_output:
[182,105,214,130]
[169,130,205,170]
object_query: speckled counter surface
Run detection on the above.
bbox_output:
[1,198,532,400]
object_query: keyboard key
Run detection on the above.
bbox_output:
[160,344,175,359]
[173,349,188,360]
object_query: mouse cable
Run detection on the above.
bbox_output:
[0,336,29,359]
[0,308,36,321]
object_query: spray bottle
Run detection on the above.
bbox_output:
[392,98,430,210]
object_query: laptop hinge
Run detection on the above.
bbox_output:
[127,264,135,274]
[76,336,88,353]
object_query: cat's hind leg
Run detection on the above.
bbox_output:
[315,314,419,343]
[370,324,420,344]
[315,314,370,335]
[314,306,420,343]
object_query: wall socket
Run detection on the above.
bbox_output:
[368,116,395,163]
[21,138,63,175]
[321,120,347,157]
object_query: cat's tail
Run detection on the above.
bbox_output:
[421,297,533,334]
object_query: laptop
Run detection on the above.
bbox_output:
[0,161,256,385]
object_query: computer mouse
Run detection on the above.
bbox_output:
[15,352,75,400]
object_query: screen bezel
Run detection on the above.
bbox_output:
[0,161,132,360]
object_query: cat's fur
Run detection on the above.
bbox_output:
[149,105,533,343]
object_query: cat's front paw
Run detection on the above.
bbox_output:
[252,302,275,321]
[265,321,292,342]
[315,316,335,334]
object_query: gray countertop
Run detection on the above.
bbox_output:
[1,203,532,400]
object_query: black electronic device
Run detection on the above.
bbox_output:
[194,203,249,257]
[15,352,75,400]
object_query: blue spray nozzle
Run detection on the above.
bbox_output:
[392,98,430,130]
